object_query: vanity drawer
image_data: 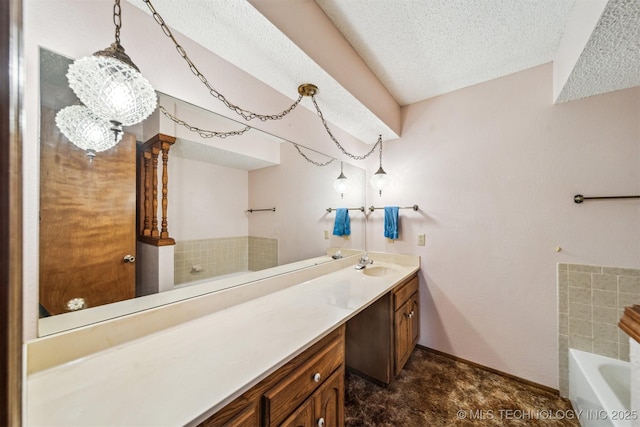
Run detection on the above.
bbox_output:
[393,275,418,311]
[263,336,344,426]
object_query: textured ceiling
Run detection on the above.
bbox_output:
[315,0,576,106]
[556,0,640,103]
[128,0,397,144]
[128,0,639,144]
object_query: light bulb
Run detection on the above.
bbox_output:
[371,167,391,196]
[333,172,349,198]
[55,105,123,160]
[67,53,157,127]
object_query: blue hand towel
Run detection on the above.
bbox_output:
[333,208,351,236]
[384,206,399,240]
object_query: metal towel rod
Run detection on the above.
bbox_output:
[574,195,640,204]
[369,205,419,212]
[326,206,365,212]
[245,207,276,213]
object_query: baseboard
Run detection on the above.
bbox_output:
[416,345,559,396]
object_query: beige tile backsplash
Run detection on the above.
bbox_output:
[174,236,278,285]
[557,263,640,397]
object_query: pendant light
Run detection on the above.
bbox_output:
[67,0,157,138]
[371,138,391,196]
[55,105,123,162]
[333,162,349,199]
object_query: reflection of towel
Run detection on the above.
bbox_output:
[384,206,399,240]
[333,208,351,236]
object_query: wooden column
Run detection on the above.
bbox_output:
[160,141,170,239]
[137,133,176,246]
[142,152,152,236]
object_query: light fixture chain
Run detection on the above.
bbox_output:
[293,144,335,167]
[113,0,122,45]
[159,106,251,139]
[142,0,303,122]
[310,95,380,160]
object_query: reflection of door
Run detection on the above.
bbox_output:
[39,108,136,315]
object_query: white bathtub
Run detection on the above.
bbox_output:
[569,349,634,427]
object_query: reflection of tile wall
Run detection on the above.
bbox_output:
[248,236,278,272]
[174,236,278,285]
[557,263,640,397]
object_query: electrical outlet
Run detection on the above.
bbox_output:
[324,230,329,239]
[417,234,426,246]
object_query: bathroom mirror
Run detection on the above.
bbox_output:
[38,48,366,336]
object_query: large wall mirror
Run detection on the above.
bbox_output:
[38,48,366,336]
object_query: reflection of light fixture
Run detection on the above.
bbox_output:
[371,138,391,196]
[333,162,349,199]
[55,105,123,162]
[67,0,156,138]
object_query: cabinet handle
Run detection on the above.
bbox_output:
[313,373,321,382]
[123,254,135,263]
[317,417,325,427]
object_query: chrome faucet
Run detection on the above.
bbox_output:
[355,252,373,269]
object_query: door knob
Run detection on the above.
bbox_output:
[123,254,135,263]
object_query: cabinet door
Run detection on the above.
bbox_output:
[199,401,260,427]
[409,293,420,348]
[394,300,412,376]
[279,398,314,427]
[314,368,344,427]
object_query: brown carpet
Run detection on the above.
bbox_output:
[345,347,578,427]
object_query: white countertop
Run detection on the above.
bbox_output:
[26,260,418,426]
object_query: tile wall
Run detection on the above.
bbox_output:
[174,236,278,285]
[557,263,640,396]
[248,236,279,272]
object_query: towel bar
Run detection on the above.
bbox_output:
[574,195,640,204]
[369,205,419,212]
[326,206,365,212]
[245,207,276,213]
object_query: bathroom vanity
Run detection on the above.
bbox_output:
[346,273,420,385]
[25,252,420,426]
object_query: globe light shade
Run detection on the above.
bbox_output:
[55,105,123,160]
[333,172,349,198]
[67,50,157,127]
[371,166,391,196]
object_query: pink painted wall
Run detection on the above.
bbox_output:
[365,63,640,388]
[249,142,366,265]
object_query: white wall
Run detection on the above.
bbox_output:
[249,143,367,265]
[366,63,640,388]
[168,157,249,241]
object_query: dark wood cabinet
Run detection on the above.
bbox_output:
[280,368,344,427]
[394,290,419,377]
[200,325,345,427]
[345,274,419,385]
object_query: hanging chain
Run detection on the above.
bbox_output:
[378,137,383,167]
[142,0,302,122]
[310,95,380,160]
[113,0,122,45]
[293,144,335,167]
[159,106,251,139]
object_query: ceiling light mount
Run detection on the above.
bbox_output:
[298,83,319,97]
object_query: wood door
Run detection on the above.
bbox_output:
[39,107,136,315]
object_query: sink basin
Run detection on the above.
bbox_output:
[361,266,399,277]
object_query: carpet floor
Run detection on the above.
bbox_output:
[344,347,579,427]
